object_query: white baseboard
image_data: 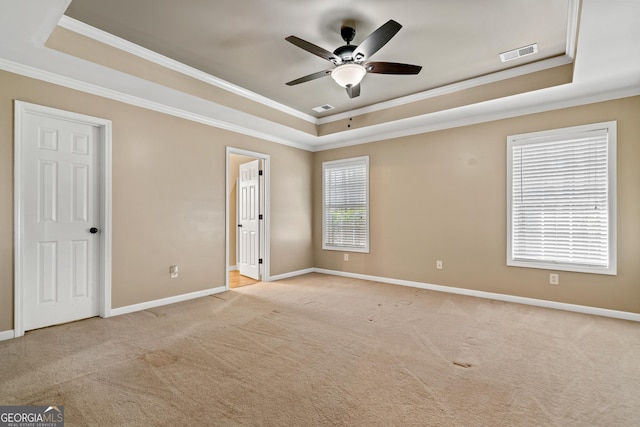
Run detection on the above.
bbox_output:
[4,268,634,343]
[311,268,640,322]
[109,285,227,317]
[229,266,237,271]
[268,268,316,282]
[0,330,15,341]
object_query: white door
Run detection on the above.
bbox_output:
[238,159,260,280]
[21,112,100,331]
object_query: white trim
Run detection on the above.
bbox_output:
[318,0,580,124]
[59,7,580,128]
[0,330,15,341]
[1,55,639,154]
[58,16,317,124]
[109,286,226,317]
[311,268,640,323]
[3,261,636,342]
[0,58,314,152]
[225,147,271,290]
[565,0,580,60]
[13,102,24,337]
[99,117,114,317]
[311,82,640,152]
[0,1,636,153]
[13,101,112,337]
[236,176,239,267]
[269,268,316,282]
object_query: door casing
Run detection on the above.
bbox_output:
[14,101,112,337]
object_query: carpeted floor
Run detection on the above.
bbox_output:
[1,273,639,426]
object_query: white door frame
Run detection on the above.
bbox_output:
[13,101,112,338]
[225,147,270,289]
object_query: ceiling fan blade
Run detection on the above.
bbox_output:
[352,20,402,61]
[286,69,332,86]
[285,36,342,64]
[346,84,361,98]
[365,62,422,75]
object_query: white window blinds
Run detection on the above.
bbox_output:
[323,156,369,252]
[507,122,616,275]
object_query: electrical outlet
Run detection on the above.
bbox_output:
[549,273,559,285]
[436,260,443,270]
[170,265,179,278]
[344,253,349,261]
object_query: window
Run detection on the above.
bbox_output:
[323,156,369,252]
[507,122,616,275]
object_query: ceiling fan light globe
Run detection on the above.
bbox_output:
[331,63,366,88]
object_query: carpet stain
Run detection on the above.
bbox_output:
[139,350,178,367]
[144,310,166,318]
[453,361,473,368]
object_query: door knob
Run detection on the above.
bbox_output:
[89,227,99,234]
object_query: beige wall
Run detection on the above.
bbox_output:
[1,69,638,334]
[0,70,314,331]
[314,96,640,314]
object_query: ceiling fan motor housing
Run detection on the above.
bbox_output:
[335,26,364,63]
[333,44,358,62]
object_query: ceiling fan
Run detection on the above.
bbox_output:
[285,20,422,98]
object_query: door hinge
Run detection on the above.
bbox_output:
[259,258,263,264]
[258,170,263,176]
[259,214,263,220]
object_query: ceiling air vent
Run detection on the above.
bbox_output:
[312,104,335,113]
[499,43,538,63]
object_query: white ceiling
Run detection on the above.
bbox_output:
[63,0,571,117]
[0,0,639,151]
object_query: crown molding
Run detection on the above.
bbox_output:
[318,0,581,125]
[3,51,638,154]
[2,0,639,153]
[59,0,580,128]
[311,80,640,152]
[0,57,315,151]
[58,15,318,124]
[316,55,573,125]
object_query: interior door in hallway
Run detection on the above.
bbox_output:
[238,159,260,280]
[21,112,101,331]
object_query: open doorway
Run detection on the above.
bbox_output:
[226,148,270,289]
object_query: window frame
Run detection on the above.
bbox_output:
[322,156,370,253]
[506,121,617,275]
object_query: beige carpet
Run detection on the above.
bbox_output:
[1,273,639,426]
